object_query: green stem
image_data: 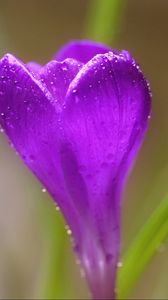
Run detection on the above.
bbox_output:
[37,200,67,299]
[84,0,124,44]
[117,195,168,299]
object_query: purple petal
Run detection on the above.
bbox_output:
[0,54,84,242]
[55,39,111,63]
[39,58,83,104]
[26,61,41,74]
[0,48,151,300]
[61,50,151,298]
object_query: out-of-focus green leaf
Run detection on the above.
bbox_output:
[118,195,168,299]
[37,199,68,299]
[85,0,124,44]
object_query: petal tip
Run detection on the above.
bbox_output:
[0,53,17,65]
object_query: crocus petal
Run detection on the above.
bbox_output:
[0,45,151,300]
[0,54,85,242]
[39,58,83,103]
[55,39,111,63]
[60,51,151,298]
[26,61,42,74]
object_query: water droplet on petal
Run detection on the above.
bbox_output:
[16,86,22,92]
[65,224,72,235]
[0,112,5,119]
[10,142,14,149]
[72,89,77,94]
[67,229,72,235]
[29,154,35,162]
[42,188,46,193]
[117,261,123,268]
[56,205,60,211]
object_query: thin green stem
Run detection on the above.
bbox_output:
[84,0,124,44]
[117,195,168,299]
[37,200,67,299]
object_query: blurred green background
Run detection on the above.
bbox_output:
[0,0,167,299]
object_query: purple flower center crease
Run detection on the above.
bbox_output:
[0,40,151,299]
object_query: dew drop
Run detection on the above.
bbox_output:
[42,188,46,193]
[29,154,35,162]
[16,86,22,92]
[10,142,14,149]
[65,225,72,235]
[100,63,106,70]
[117,261,123,268]
[56,205,60,211]
[67,229,72,235]
[62,66,68,71]
[0,112,5,119]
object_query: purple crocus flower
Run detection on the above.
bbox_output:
[0,40,151,299]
